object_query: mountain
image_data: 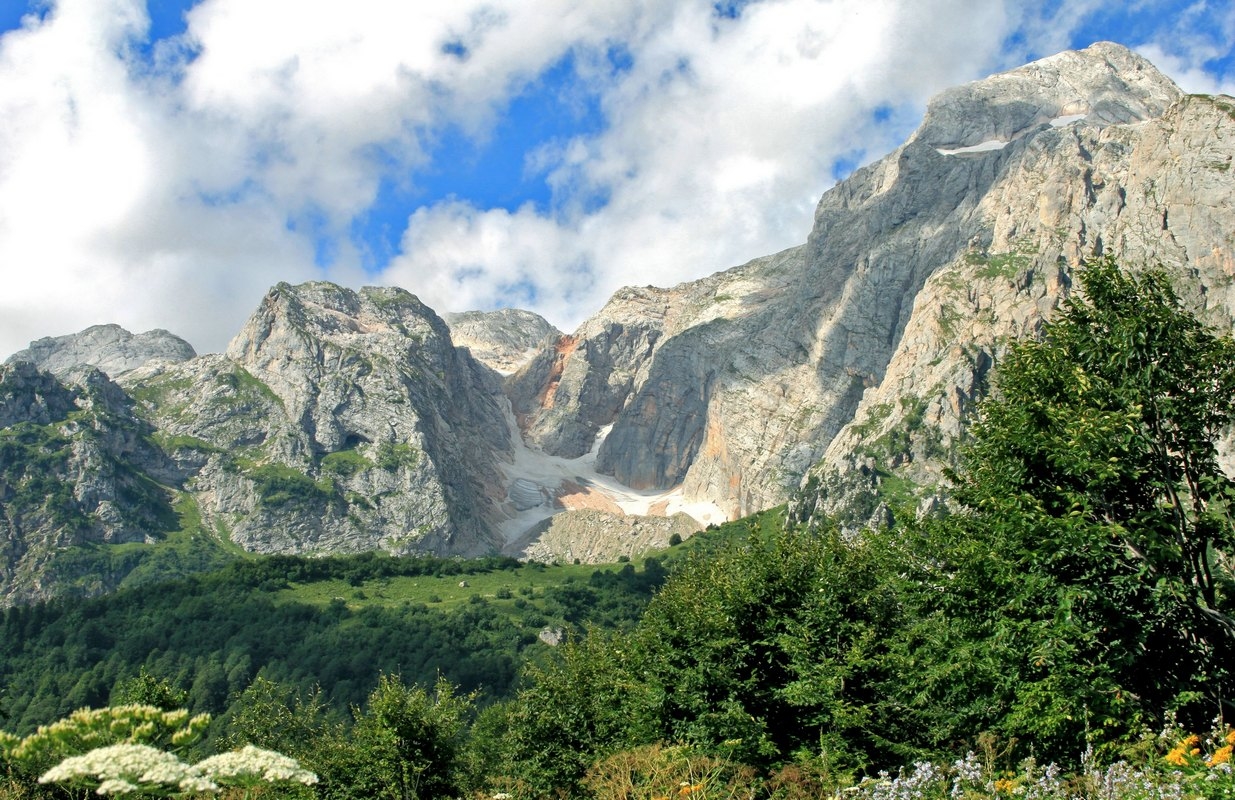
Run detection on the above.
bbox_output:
[131,282,514,557]
[1,285,515,604]
[509,42,1233,531]
[2,42,1233,604]
[443,309,561,375]
[6,324,196,380]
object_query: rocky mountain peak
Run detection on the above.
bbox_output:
[444,309,561,375]
[911,42,1181,151]
[226,282,445,365]
[6,323,196,380]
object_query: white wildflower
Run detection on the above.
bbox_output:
[950,751,983,797]
[95,777,140,795]
[39,743,218,794]
[196,744,318,786]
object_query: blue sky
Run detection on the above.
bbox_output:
[0,0,1231,356]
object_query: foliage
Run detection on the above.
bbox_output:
[319,449,373,477]
[2,705,210,782]
[374,443,420,471]
[0,552,666,737]
[582,743,758,800]
[228,459,338,509]
[111,669,190,712]
[627,527,889,768]
[496,523,898,794]
[498,630,645,796]
[344,674,473,800]
[947,255,1235,737]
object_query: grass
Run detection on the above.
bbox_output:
[276,559,603,615]
[270,515,755,620]
[320,448,373,476]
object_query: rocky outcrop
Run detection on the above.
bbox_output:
[507,42,1234,526]
[124,282,513,557]
[7,324,196,380]
[0,361,78,428]
[796,47,1235,526]
[444,309,561,375]
[0,362,178,605]
[504,509,699,564]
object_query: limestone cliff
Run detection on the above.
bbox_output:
[126,282,513,557]
[509,42,1233,526]
[444,309,561,375]
[0,362,179,605]
[796,44,1235,525]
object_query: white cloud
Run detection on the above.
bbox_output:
[385,0,1019,328]
[0,0,1229,359]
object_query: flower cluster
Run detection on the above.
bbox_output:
[1164,734,1201,767]
[854,760,949,800]
[9,704,211,774]
[1206,730,1235,768]
[1163,727,1235,771]
[195,744,318,786]
[36,742,318,797]
[38,743,218,795]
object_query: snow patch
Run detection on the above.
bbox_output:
[1049,113,1087,127]
[494,401,726,544]
[936,139,1008,155]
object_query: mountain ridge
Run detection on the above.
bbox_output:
[3,42,1234,603]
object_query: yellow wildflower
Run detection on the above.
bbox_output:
[993,778,1018,793]
[1208,745,1233,767]
[1165,746,1189,767]
[678,782,704,795]
[1226,730,1235,746]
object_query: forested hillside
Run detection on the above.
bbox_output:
[0,551,670,735]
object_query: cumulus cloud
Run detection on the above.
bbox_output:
[0,0,1228,357]
[385,0,1023,325]
[1118,1,1235,96]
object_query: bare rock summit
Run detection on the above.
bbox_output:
[7,324,196,380]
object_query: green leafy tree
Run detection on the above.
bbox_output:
[110,668,189,712]
[944,256,1235,741]
[626,526,892,769]
[346,674,474,800]
[500,630,644,796]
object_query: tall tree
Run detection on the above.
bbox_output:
[950,255,1235,728]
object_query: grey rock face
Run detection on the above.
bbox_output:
[506,286,671,459]
[8,324,196,380]
[504,509,699,563]
[911,42,1180,151]
[508,42,1233,524]
[0,361,78,428]
[796,54,1235,524]
[123,282,514,557]
[444,309,561,375]
[0,362,177,605]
